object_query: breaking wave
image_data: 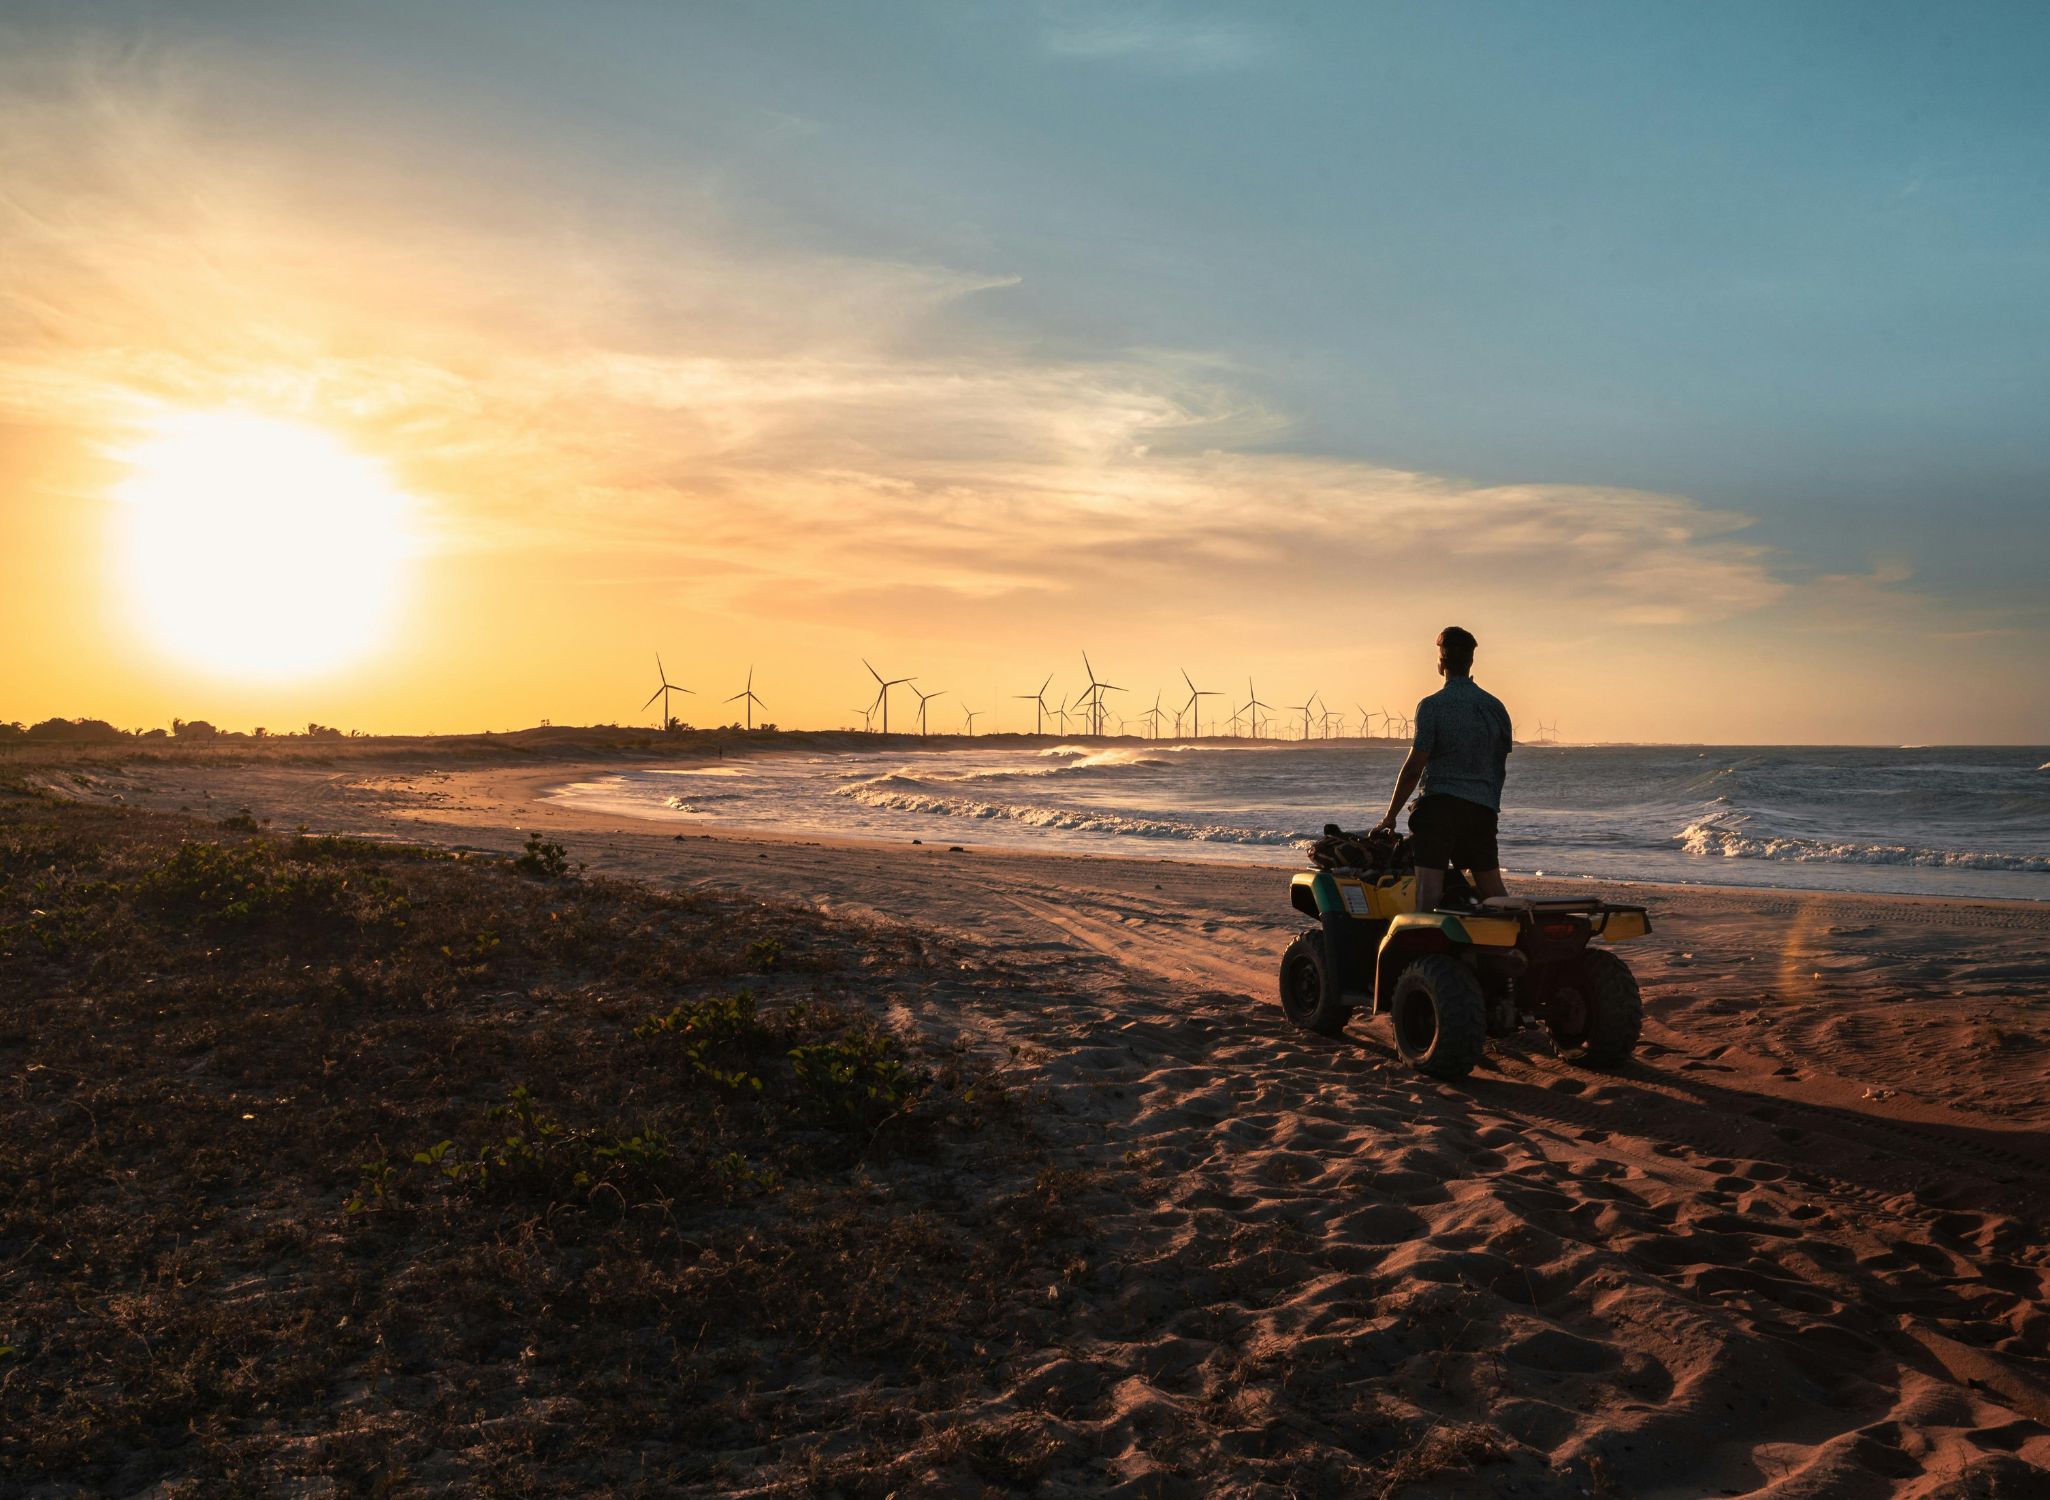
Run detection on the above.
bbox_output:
[1677,809,2050,873]
[834,783,1304,846]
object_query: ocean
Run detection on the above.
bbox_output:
[547,742,2050,902]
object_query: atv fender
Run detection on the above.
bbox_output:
[1289,871,1335,919]
[1372,912,1527,1014]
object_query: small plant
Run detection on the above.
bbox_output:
[637,991,771,1091]
[514,832,570,879]
[712,1151,780,1196]
[789,1032,919,1128]
[746,935,783,972]
[592,1127,671,1172]
[344,1153,399,1215]
[440,928,500,965]
[486,1084,569,1174]
[219,808,262,833]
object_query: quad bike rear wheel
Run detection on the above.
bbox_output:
[1389,954,1487,1081]
[1277,928,1351,1037]
[1546,948,1643,1067]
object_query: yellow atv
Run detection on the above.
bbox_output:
[1279,826,1650,1081]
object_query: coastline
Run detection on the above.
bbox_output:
[11,748,2050,1491]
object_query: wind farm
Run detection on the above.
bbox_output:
[654,654,1454,744]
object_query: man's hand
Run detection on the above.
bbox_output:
[1377,746,1429,836]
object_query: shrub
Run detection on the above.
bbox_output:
[514,831,570,879]
[145,838,404,929]
[789,1032,919,1129]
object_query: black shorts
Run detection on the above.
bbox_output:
[1409,794,1500,873]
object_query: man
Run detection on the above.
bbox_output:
[1373,625,1512,912]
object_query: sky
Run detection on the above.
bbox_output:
[3,0,2047,743]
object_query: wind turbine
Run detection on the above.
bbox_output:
[864,659,914,735]
[1357,703,1377,738]
[1539,720,1560,745]
[1296,691,1320,741]
[1242,678,1272,741]
[851,703,876,732]
[1054,695,1073,736]
[724,666,765,731]
[1014,672,1055,736]
[1179,668,1221,740]
[911,684,945,736]
[641,653,693,731]
[1142,691,1166,739]
[1077,652,1122,737]
[1226,705,1245,736]
[962,703,982,735]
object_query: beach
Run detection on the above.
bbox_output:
[11,743,2050,1495]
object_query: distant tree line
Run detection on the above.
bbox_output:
[0,719,355,743]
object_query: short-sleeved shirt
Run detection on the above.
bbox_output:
[1412,676,1513,811]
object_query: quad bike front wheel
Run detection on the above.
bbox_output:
[1546,948,1643,1067]
[1389,954,1487,1081]
[1278,928,1352,1037]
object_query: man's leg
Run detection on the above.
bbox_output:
[1408,796,1448,911]
[1415,865,1445,911]
[1472,867,1508,900]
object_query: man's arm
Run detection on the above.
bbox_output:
[1373,747,1428,834]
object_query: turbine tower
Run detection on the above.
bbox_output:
[962,704,982,735]
[1014,672,1055,736]
[911,684,945,736]
[724,666,765,731]
[1242,678,1272,740]
[864,659,913,735]
[1179,668,1220,740]
[1296,691,1320,741]
[1076,652,1123,737]
[641,652,693,731]
[1142,691,1166,739]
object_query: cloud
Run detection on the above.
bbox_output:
[3,34,1787,659]
[1037,2,1273,72]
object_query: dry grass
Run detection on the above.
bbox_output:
[0,787,1091,1495]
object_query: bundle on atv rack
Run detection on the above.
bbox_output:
[1279,822,1653,1081]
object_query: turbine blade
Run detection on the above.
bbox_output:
[642,687,664,710]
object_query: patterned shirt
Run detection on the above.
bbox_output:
[1412,676,1513,811]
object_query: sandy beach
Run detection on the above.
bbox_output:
[9,746,2039,1495]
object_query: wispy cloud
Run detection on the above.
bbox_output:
[0,35,1918,693]
[1037,2,1274,72]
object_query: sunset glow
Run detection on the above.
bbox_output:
[111,412,413,679]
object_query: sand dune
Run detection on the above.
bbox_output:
[48,754,2050,1495]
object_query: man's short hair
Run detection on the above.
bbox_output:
[1438,625,1477,671]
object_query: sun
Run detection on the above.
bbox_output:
[112,411,416,679]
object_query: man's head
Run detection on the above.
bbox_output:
[1437,625,1477,678]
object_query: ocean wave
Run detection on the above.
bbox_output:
[834,783,1305,846]
[1677,812,2050,873]
[663,792,742,812]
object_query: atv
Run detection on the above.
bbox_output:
[1278,825,1651,1081]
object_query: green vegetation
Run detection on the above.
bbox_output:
[0,790,1079,1495]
